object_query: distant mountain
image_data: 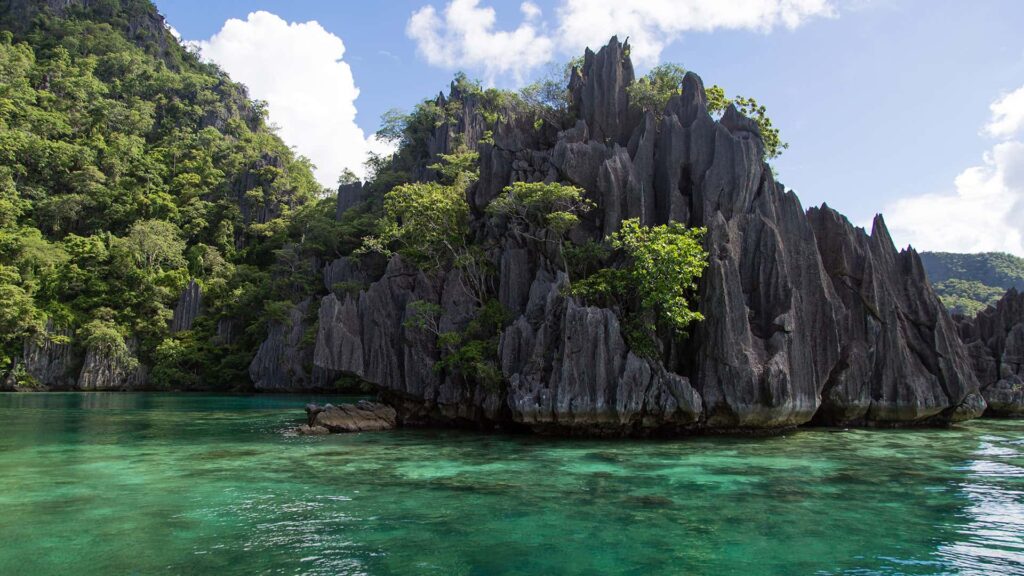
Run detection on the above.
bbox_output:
[920,252,1024,315]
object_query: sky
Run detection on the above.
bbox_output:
[155,0,1024,256]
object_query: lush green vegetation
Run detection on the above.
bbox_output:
[359,150,493,304]
[572,219,708,356]
[486,181,592,239]
[372,72,571,180]
[932,279,1007,317]
[0,2,731,390]
[921,252,1024,315]
[0,3,332,387]
[405,298,509,391]
[374,155,592,385]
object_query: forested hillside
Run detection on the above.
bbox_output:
[0,0,345,389]
[0,0,786,393]
[921,252,1024,315]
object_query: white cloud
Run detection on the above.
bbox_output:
[192,11,391,187]
[521,1,542,21]
[984,86,1024,139]
[407,0,555,84]
[406,0,835,81]
[556,0,835,67]
[885,86,1024,256]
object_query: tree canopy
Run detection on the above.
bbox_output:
[0,5,324,387]
[573,219,709,355]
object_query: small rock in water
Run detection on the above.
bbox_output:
[304,403,325,426]
[296,424,330,436]
[311,401,397,433]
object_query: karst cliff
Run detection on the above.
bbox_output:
[254,37,993,434]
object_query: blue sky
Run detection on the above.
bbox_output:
[156,0,1024,255]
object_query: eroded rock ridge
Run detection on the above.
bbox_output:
[299,37,985,433]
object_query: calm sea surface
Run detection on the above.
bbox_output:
[0,393,1022,575]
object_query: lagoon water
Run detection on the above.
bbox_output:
[0,393,1022,575]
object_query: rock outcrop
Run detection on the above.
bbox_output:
[499,282,704,435]
[249,298,315,391]
[77,338,146,391]
[304,401,398,433]
[23,322,76,389]
[956,289,1024,416]
[807,208,984,424]
[569,39,639,147]
[294,37,983,434]
[336,181,368,218]
[170,279,202,333]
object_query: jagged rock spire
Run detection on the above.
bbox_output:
[570,36,640,146]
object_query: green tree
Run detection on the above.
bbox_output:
[79,313,136,368]
[124,219,186,272]
[359,180,470,269]
[573,219,708,356]
[337,168,359,186]
[0,265,44,358]
[487,181,591,238]
[626,63,688,115]
[359,152,493,303]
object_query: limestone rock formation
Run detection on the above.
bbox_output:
[23,322,76,389]
[77,338,146,391]
[336,181,368,218]
[298,37,982,434]
[306,401,398,433]
[956,289,1024,416]
[500,285,704,434]
[323,256,372,293]
[569,38,639,146]
[296,424,330,436]
[249,298,315,391]
[807,208,984,424]
[170,279,202,333]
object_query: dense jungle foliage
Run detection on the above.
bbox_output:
[0,1,782,390]
[0,1,334,387]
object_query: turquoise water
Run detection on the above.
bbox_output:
[0,394,1022,575]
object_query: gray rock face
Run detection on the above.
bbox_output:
[323,257,370,293]
[170,279,202,333]
[336,181,368,218]
[300,37,983,434]
[807,208,982,425]
[309,401,398,433]
[982,375,1024,416]
[77,339,146,391]
[313,294,363,378]
[249,299,315,391]
[647,70,846,430]
[956,289,1024,416]
[499,272,703,434]
[569,36,639,146]
[214,318,238,347]
[23,322,76,389]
